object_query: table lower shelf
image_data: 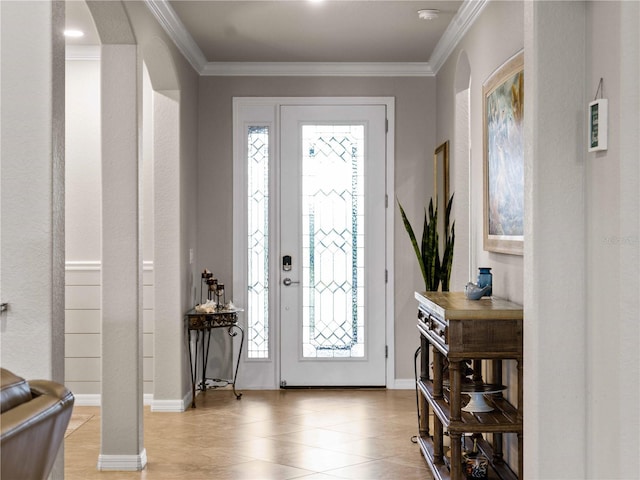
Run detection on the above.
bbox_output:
[418,434,518,480]
[418,379,522,434]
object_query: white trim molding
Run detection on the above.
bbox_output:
[144,0,207,72]
[65,260,101,271]
[389,378,417,390]
[429,0,489,74]
[72,394,101,406]
[74,393,156,407]
[98,449,148,471]
[65,45,101,61]
[202,61,434,77]
[145,0,486,77]
[151,393,190,412]
[64,260,154,271]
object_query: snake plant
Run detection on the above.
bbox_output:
[398,194,455,292]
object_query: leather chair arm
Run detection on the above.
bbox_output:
[1,382,74,480]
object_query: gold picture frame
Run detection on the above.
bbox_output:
[483,51,524,255]
[434,140,450,250]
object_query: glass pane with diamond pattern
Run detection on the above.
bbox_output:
[247,126,269,358]
[301,125,365,358]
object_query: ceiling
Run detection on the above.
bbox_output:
[66,0,485,76]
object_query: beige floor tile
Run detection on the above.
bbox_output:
[65,389,433,480]
[325,458,429,480]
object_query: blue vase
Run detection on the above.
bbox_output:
[477,268,492,297]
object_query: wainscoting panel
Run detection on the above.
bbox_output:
[65,285,100,310]
[65,309,101,333]
[65,261,155,403]
[66,357,101,381]
[66,333,101,358]
[143,309,155,333]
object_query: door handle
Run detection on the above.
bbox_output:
[282,278,300,286]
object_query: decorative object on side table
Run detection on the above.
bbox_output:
[462,438,489,480]
[465,267,493,300]
[461,383,506,413]
[197,269,231,312]
[464,282,491,300]
[477,267,492,295]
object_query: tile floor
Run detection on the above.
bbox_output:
[65,388,433,479]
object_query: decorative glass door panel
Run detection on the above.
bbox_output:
[280,105,386,387]
[301,125,365,359]
[247,126,269,359]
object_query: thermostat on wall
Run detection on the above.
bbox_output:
[588,98,608,152]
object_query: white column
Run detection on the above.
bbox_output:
[98,44,146,471]
[524,2,587,479]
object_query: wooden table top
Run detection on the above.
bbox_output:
[415,291,523,320]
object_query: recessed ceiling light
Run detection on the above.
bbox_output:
[418,9,440,21]
[64,29,84,38]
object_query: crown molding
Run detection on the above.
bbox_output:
[429,0,489,74]
[146,0,485,77]
[145,0,207,73]
[201,61,434,77]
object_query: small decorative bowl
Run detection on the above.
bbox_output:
[464,282,491,300]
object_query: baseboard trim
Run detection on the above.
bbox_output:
[388,378,416,390]
[74,393,155,407]
[97,449,147,471]
[73,394,101,406]
[151,397,187,412]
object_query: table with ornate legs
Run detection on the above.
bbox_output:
[185,308,244,407]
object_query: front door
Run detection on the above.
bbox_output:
[279,104,387,387]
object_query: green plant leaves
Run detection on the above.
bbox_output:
[398,199,427,287]
[398,194,455,292]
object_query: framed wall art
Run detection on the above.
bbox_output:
[483,51,524,255]
[433,140,450,252]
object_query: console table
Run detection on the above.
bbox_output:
[185,308,244,407]
[415,291,523,480]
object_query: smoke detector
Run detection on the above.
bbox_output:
[418,9,440,20]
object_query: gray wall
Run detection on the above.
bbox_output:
[436,0,525,304]
[585,1,639,476]
[197,76,436,381]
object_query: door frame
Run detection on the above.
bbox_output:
[232,97,395,389]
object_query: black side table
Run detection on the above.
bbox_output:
[185,308,244,407]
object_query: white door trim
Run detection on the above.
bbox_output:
[233,97,395,389]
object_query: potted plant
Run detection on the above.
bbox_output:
[398,194,455,292]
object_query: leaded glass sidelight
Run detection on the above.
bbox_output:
[301,125,365,358]
[247,126,269,359]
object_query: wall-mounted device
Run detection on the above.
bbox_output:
[589,78,608,153]
[588,98,608,152]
